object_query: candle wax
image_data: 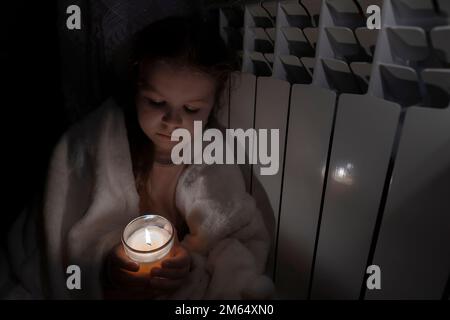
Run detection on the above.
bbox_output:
[127,226,168,251]
[125,225,173,275]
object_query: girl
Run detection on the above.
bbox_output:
[5,15,275,300]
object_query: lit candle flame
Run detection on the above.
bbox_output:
[145,228,152,246]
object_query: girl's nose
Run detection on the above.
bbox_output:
[162,108,182,125]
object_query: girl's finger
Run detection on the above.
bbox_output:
[110,268,148,289]
[162,247,191,269]
[150,265,190,280]
[110,246,139,272]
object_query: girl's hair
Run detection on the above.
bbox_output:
[119,14,239,199]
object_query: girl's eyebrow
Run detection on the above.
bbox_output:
[139,82,162,95]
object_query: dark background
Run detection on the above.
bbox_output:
[2,1,65,248]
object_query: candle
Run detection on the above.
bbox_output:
[122,214,175,276]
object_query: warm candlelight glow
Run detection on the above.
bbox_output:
[122,215,175,277]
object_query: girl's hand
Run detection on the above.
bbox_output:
[149,241,192,295]
[103,238,192,299]
[104,244,158,299]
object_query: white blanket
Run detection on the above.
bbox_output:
[5,98,275,300]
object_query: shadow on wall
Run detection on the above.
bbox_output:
[57,0,204,124]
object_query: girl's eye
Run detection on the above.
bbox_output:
[146,98,165,107]
[184,106,199,114]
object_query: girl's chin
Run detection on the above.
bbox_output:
[153,142,174,154]
[154,142,172,149]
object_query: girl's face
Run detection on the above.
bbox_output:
[136,61,216,155]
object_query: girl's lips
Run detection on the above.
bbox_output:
[157,133,174,141]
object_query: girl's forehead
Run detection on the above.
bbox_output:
[138,60,217,96]
[139,60,212,79]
